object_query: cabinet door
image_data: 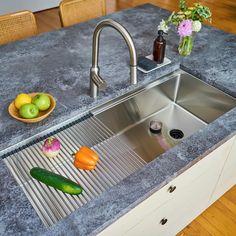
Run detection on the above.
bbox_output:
[124,165,222,236]
[210,136,236,204]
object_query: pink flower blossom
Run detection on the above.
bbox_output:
[178,20,193,37]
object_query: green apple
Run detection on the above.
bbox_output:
[19,103,39,119]
[32,93,51,111]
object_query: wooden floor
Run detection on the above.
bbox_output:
[35,0,236,34]
[117,0,236,34]
[177,185,236,236]
[34,1,236,235]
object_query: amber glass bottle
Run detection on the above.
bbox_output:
[153,30,166,64]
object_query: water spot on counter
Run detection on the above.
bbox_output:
[55,68,83,91]
[57,77,79,91]
[177,152,187,161]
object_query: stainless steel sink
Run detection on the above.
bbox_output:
[4,70,235,227]
[93,70,236,163]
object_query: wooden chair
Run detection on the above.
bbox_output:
[59,0,106,27]
[0,10,37,45]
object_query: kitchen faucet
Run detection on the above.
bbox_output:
[90,19,137,98]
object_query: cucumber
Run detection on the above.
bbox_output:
[30,167,83,195]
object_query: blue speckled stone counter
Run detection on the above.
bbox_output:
[0,4,235,236]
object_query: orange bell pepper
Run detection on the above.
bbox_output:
[73,146,99,170]
[74,161,95,171]
[79,146,99,162]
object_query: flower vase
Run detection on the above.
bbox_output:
[178,35,194,56]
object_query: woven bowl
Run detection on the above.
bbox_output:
[8,93,56,123]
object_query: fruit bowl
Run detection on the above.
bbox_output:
[8,93,56,123]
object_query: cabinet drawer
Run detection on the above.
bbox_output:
[125,165,222,236]
[99,138,233,236]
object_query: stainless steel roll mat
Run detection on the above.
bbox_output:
[4,116,146,227]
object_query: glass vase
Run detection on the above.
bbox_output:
[178,35,194,56]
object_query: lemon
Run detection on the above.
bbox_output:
[14,93,32,109]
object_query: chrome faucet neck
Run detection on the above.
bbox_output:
[90,19,137,98]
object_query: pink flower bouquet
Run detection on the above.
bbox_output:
[158,0,212,56]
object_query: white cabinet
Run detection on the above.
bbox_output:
[99,136,235,236]
[125,167,221,236]
[209,136,236,205]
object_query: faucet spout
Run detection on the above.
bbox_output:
[90,19,137,98]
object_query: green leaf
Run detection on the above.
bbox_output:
[179,0,187,11]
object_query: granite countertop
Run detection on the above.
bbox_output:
[0,4,235,236]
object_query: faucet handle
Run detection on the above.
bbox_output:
[92,74,107,90]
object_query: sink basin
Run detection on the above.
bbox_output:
[93,70,236,163]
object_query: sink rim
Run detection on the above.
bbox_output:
[91,69,236,117]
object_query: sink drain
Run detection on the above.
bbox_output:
[169,129,184,139]
[149,121,162,134]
